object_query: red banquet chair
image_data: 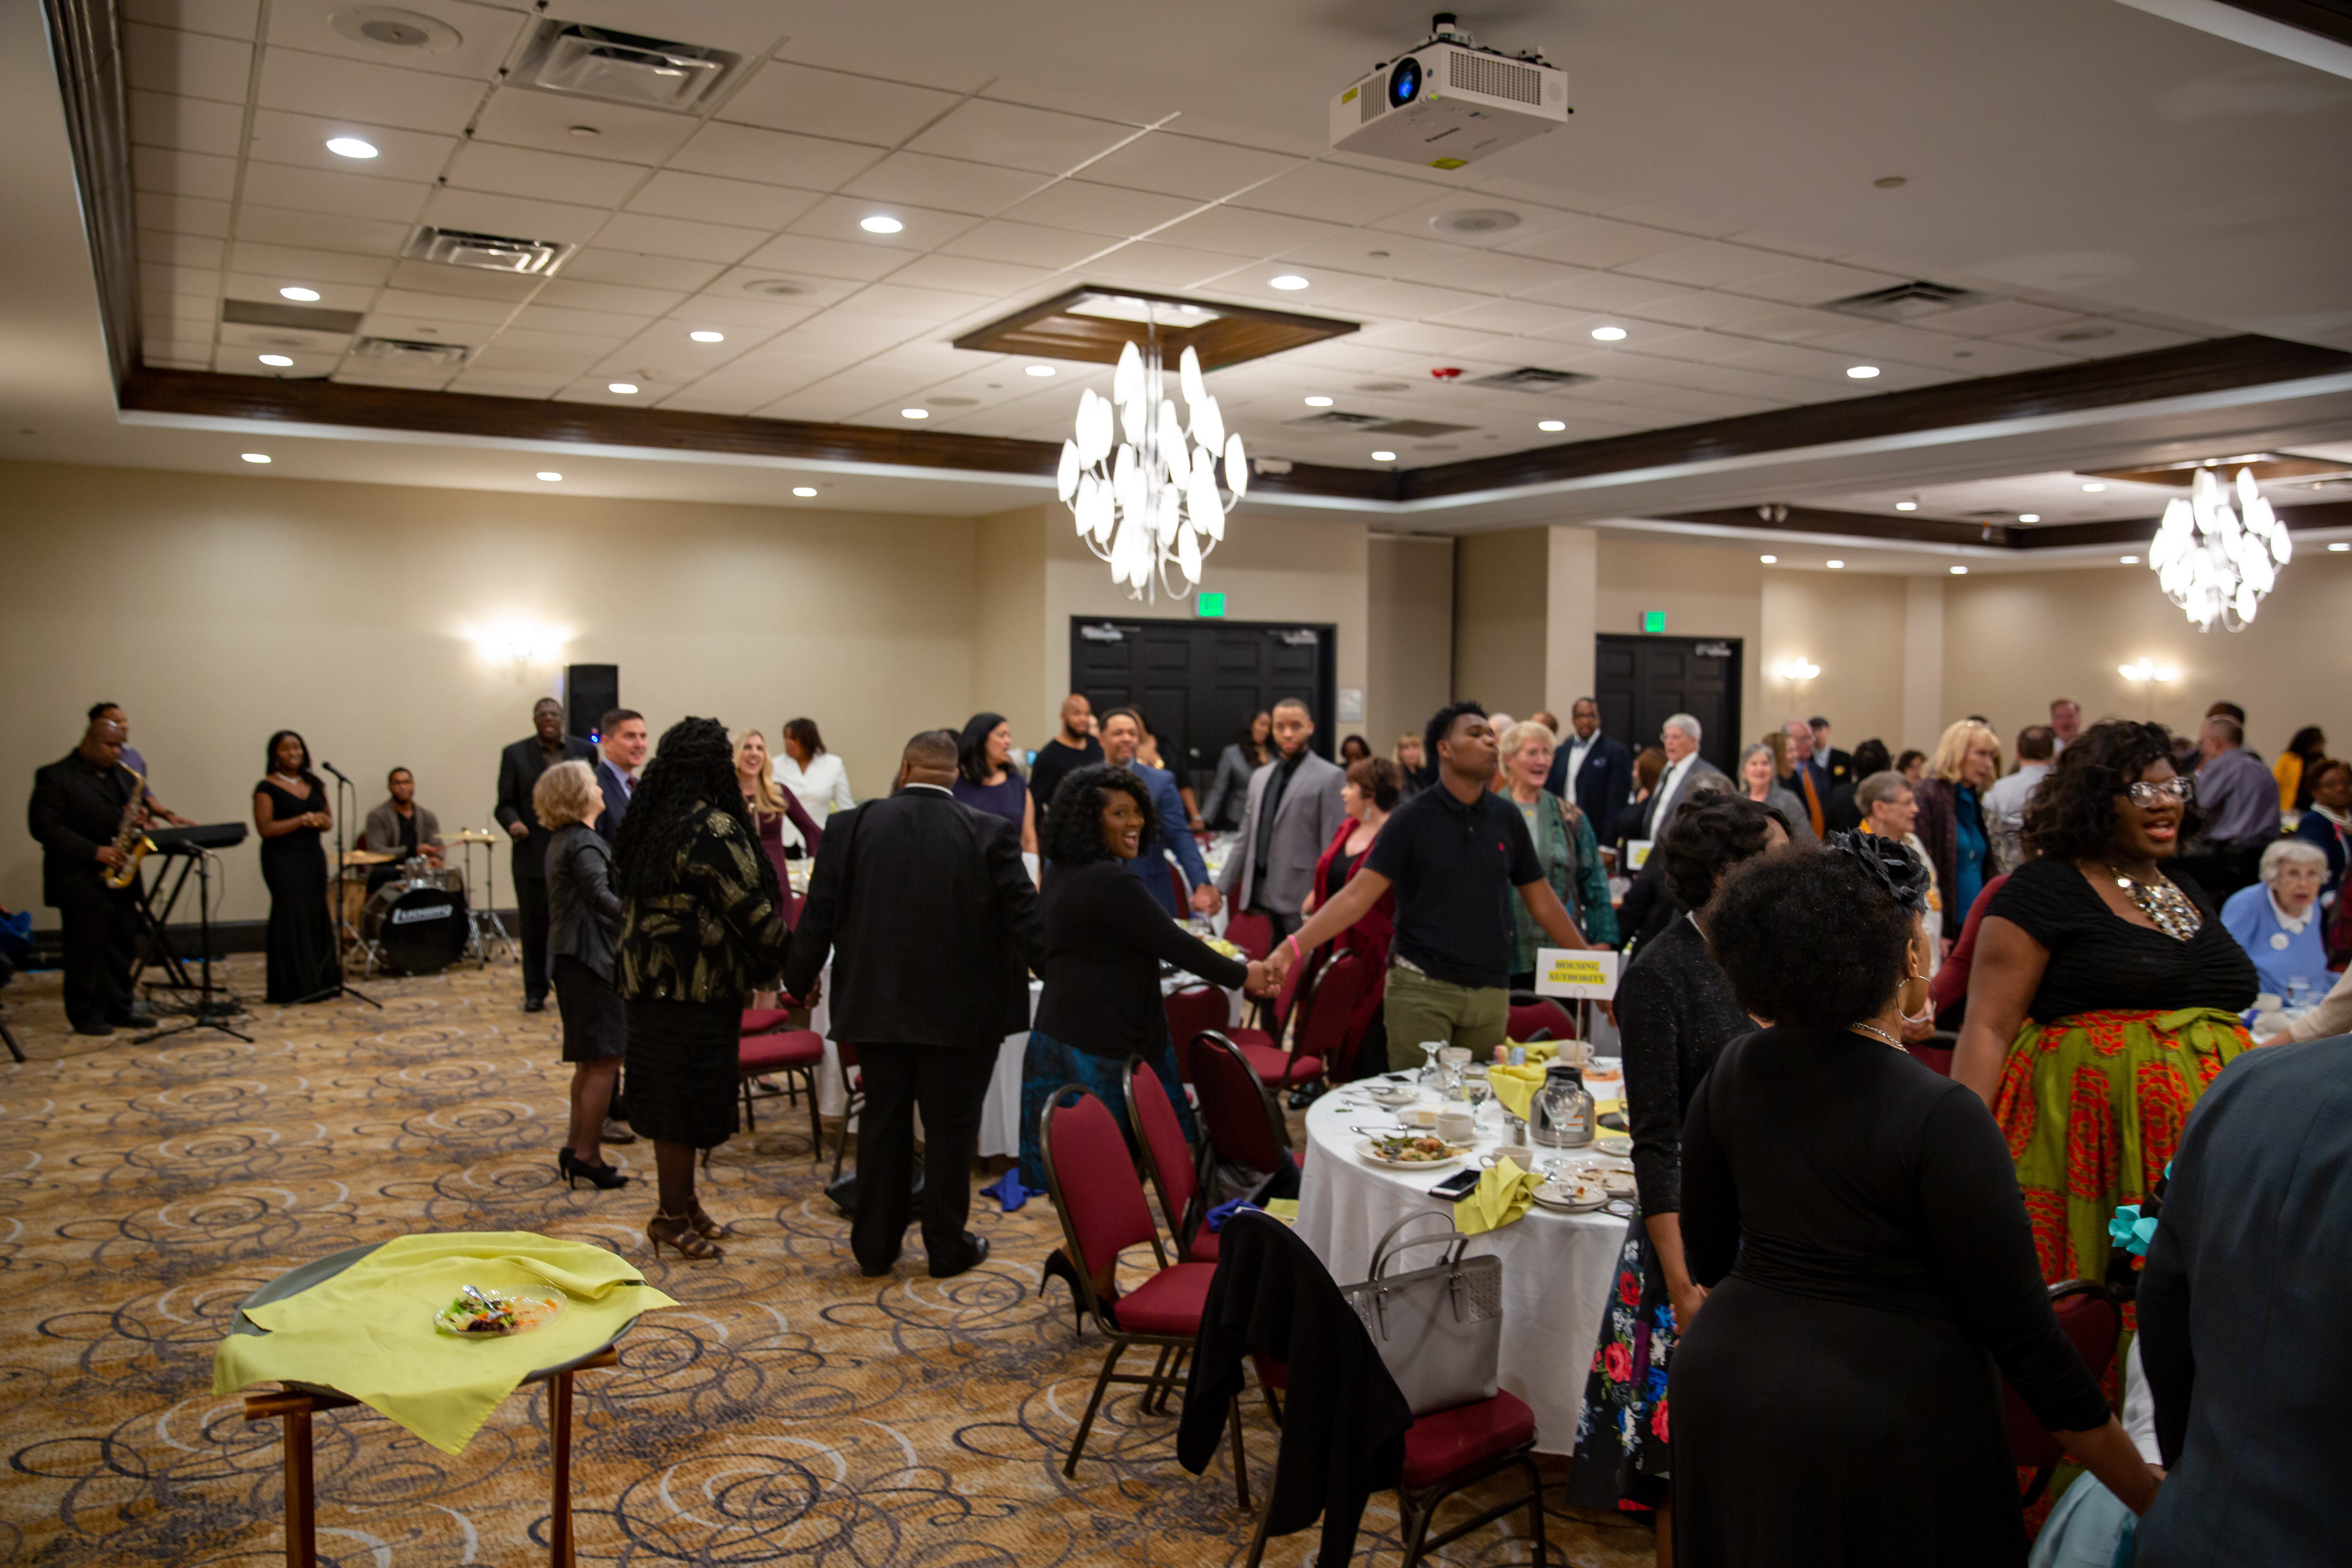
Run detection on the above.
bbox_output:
[1189,1033,1299,1177]
[2005,1279,2124,1507]
[1124,1056,1215,1263]
[1505,996,1575,1044]
[1223,910,1274,962]
[1038,1086,1252,1504]
[827,1041,865,1182]
[737,1007,824,1158]
[1290,951,1377,1087]
[1167,981,1321,1092]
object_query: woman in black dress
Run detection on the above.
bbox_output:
[252,730,338,1004]
[1670,833,2159,1566]
[1568,794,1783,1564]
[612,717,793,1262]
[540,760,626,1192]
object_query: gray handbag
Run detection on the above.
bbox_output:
[1339,1212,1503,1415]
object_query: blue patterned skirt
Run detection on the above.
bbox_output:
[1017,1027,1196,1190]
[1565,1209,1678,1512]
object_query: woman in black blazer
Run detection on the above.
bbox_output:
[538,760,626,1191]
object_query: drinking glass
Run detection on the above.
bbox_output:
[1417,1040,1443,1085]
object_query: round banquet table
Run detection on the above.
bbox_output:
[1292,1079,1632,1455]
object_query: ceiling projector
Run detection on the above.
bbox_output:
[1330,13,1568,169]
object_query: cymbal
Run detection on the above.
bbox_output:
[342,849,395,865]
[443,829,500,844]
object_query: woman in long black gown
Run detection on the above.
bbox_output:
[1670,832,2159,1566]
[253,730,338,1004]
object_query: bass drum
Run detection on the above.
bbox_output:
[360,883,468,975]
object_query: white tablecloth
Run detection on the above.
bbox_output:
[1293,1083,1629,1454]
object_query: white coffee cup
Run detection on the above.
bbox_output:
[1435,1107,1476,1143]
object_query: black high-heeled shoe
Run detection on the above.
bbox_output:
[1041,1248,1088,1332]
[558,1147,630,1190]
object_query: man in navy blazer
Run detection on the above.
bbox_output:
[591,708,647,847]
[1102,708,1218,918]
[1545,698,1633,832]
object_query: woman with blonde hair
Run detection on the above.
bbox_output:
[733,729,823,924]
[1912,719,2002,953]
[1499,719,1618,986]
[538,759,628,1190]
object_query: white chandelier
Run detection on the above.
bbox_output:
[2149,466,2289,631]
[1056,325,1247,602]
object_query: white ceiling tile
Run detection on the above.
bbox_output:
[1080,133,1303,201]
[464,343,606,374]
[763,313,927,354]
[445,143,646,208]
[880,252,1056,296]
[1229,164,1446,226]
[998,180,1201,238]
[133,145,238,200]
[594,327,767,374]
[1365,194,1579,249]
[532,278,686,316]
[421,186,613,245]
[246,109,459,182]
[257,49,487,134]
[243,161,433,222]
[1621,290,1789,330]
[375,285,523,321]
[264,0,530,79]
[1496,217,1692,270]
[357,312,496,346]
[1998,322,2198,359]
[719,61,961,146]
[495,326,627,357]
[446,368,571,397]
[218,321,350,354]
[838,151,1054,217]
[333,361,460,390]
[737,233,910,282]
[1087,242,1257,291]
[655,296,820,330]
[1589,202,1725,240]
[221,270,372,311]
[142,292,216,328]
[1426,297,1590,336]
[1398,250,1570,296]
[511,303,658,340]
[1198,264,1383,306]
[1802,321,1989,368]
[666,122,885,192]
[784,195,977,252]
[128,90,245,155]
[937,219,1110,270]
[143,345,215,368]
[1592,330,1767,366]
[624,170,823,231]
[1276,230,1450,275]
[124,23,252,102]
[904,99,1132,174]
[1709,307,1852,343]
[212,345,341,376]
[123,0,259,38]
[233,205,410,253]
[1918,301,2083,339]
[1616,241,1802,289]
[1319,278,1491,321]
[1147,206,1347,259]
[143,230,227,268]
[1512,270,1690,313]
[472,88,701,166]
[135,190,231,237]
[1728,261,1909,307]
[551,0,787,56]
[754,385,902,423]
[704,267,866,308]
[142,263,223,300]
[768,39,986,94]
[832,282,994,323]
[1714,341,1875,382]
[588,211,771,264]
[561,249,726,291]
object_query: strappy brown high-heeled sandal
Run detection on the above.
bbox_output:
[646,1211,724,1261]
[683,1197,726,1241]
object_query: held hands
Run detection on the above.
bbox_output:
[1265,938,1296,985]
[1190,884,1222,916]
[1241,958,1276,998]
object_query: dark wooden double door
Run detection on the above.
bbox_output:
[1594,634,1742,775]
[1069,617,1335,795]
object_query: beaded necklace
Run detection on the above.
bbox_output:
[2104,863,2201,940]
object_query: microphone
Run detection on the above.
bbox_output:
[320,760,351,783]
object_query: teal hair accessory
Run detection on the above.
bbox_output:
[2109,1203,2159,1257]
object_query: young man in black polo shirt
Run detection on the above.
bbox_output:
[1269,700,1590,1069]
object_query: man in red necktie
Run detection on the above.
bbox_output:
[1781,719,1829,839]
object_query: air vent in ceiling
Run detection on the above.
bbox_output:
[1429,208,1521,236]
[1289,410,1386,428]
[1471,367,1596,392]
[404,225,570,274]
[517,22,740,111]
[1820,280,1997,323]
[352,336,469,368]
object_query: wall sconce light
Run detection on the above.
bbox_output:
[2118,658,2179,683]
[463,619,568,664]
[1775,658,1821,681]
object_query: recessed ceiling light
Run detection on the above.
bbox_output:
[325,136,378,159]
[2081,482,2106,492]
[537,472,561,481]
[258,354,294,366]
[1894,500,1918,511]
[2018,513,2040,523]
[792,486,818,497]
[1537,419,1566,432]
[2331,542,2351,553]
[1269,274,1310,290]
[688,330,724,343]
[901,408,928,419]
[1304,395,1334,407]
[1025,364,1056,376]
[1371,450,1397,461]
[279,285,321,301]
[568,125,601,139]
[860,215,904,234]
[1949,565,1968,575]
[1826,559,1846,568]
[1759,554,1777,564]
[241,452,271,463]
[608,382,638,394]
[1589,325,1627,341]
[1846,365,1881,379]
[2120,555,2141,564]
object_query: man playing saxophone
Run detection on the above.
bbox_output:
[29,711,150,1036]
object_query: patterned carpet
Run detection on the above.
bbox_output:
[0,953,1650,1567]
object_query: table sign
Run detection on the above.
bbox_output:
[1535,946,1619,1001]
[1624,838,1654,871]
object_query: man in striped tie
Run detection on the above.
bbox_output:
[1780,719,1830,840]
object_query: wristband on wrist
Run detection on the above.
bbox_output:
[1284,933,1302,963]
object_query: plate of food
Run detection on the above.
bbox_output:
[433,1285,563,1338]
[1595,1133,1633,1156]
[1359,1134,1468,1169]
[1532,1178,1608,1212]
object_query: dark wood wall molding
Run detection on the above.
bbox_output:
[2219,0,2352,47]
[41,0,140,390]
[2007,498,2352,551]
[1642,497,2352,552]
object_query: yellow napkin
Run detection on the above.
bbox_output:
[1487,1062,1548,1120]
[1262,1198,1300,1226]
[1506,1039,1561,1067]
[1454,1155,1537,1234]
[214,1231,677,1455]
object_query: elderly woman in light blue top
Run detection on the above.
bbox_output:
[2220,837,2331,1005]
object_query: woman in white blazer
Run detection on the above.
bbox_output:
[775,717,855,851]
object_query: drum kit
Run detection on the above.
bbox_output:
[339,828,512,976]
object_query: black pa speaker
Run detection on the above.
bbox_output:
[564,664,619,742]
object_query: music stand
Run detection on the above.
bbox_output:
[297,768,380,1011]
[448,829,513,967]
[136,844,253,1045]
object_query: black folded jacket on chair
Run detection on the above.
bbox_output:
[1178,1209,1412,1566]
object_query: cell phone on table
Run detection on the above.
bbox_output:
[1428,1168,1482,1200]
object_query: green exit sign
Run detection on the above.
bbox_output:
[1196,592,1227,618]
[1642,610,1666,633]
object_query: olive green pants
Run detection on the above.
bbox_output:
[1379,963,1509,1073]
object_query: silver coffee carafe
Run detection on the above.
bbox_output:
[1530,1061,1596,1148]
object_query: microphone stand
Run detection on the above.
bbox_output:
[296,763,380,1010]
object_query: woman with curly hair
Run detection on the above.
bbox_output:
[1018,764,1271,1199]
[1953,720,2256,1295]
[612,716,794,1261]
[1671,834,2160,1564]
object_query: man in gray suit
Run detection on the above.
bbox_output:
[1641,712,1728,845]
[1216,698,1346,944]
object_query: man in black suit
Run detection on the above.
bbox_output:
[1545,697,1633,832]
[1809,717,1855,792]
[27,712,147,1035]
[591,708,647,848]
[783,729,1044,1279]
[2137,1036,2352,1568]
[494,697,593,1011]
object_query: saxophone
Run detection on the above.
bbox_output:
[104,766,155,890]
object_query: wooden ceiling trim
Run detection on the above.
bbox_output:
[951,284,1358,370]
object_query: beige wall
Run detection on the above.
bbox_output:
[1595,537,1767,747]
[1368,534,1455,757]
[1759,569,1911,752]
[2,460,980,921]
[1452,527,1548,715]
